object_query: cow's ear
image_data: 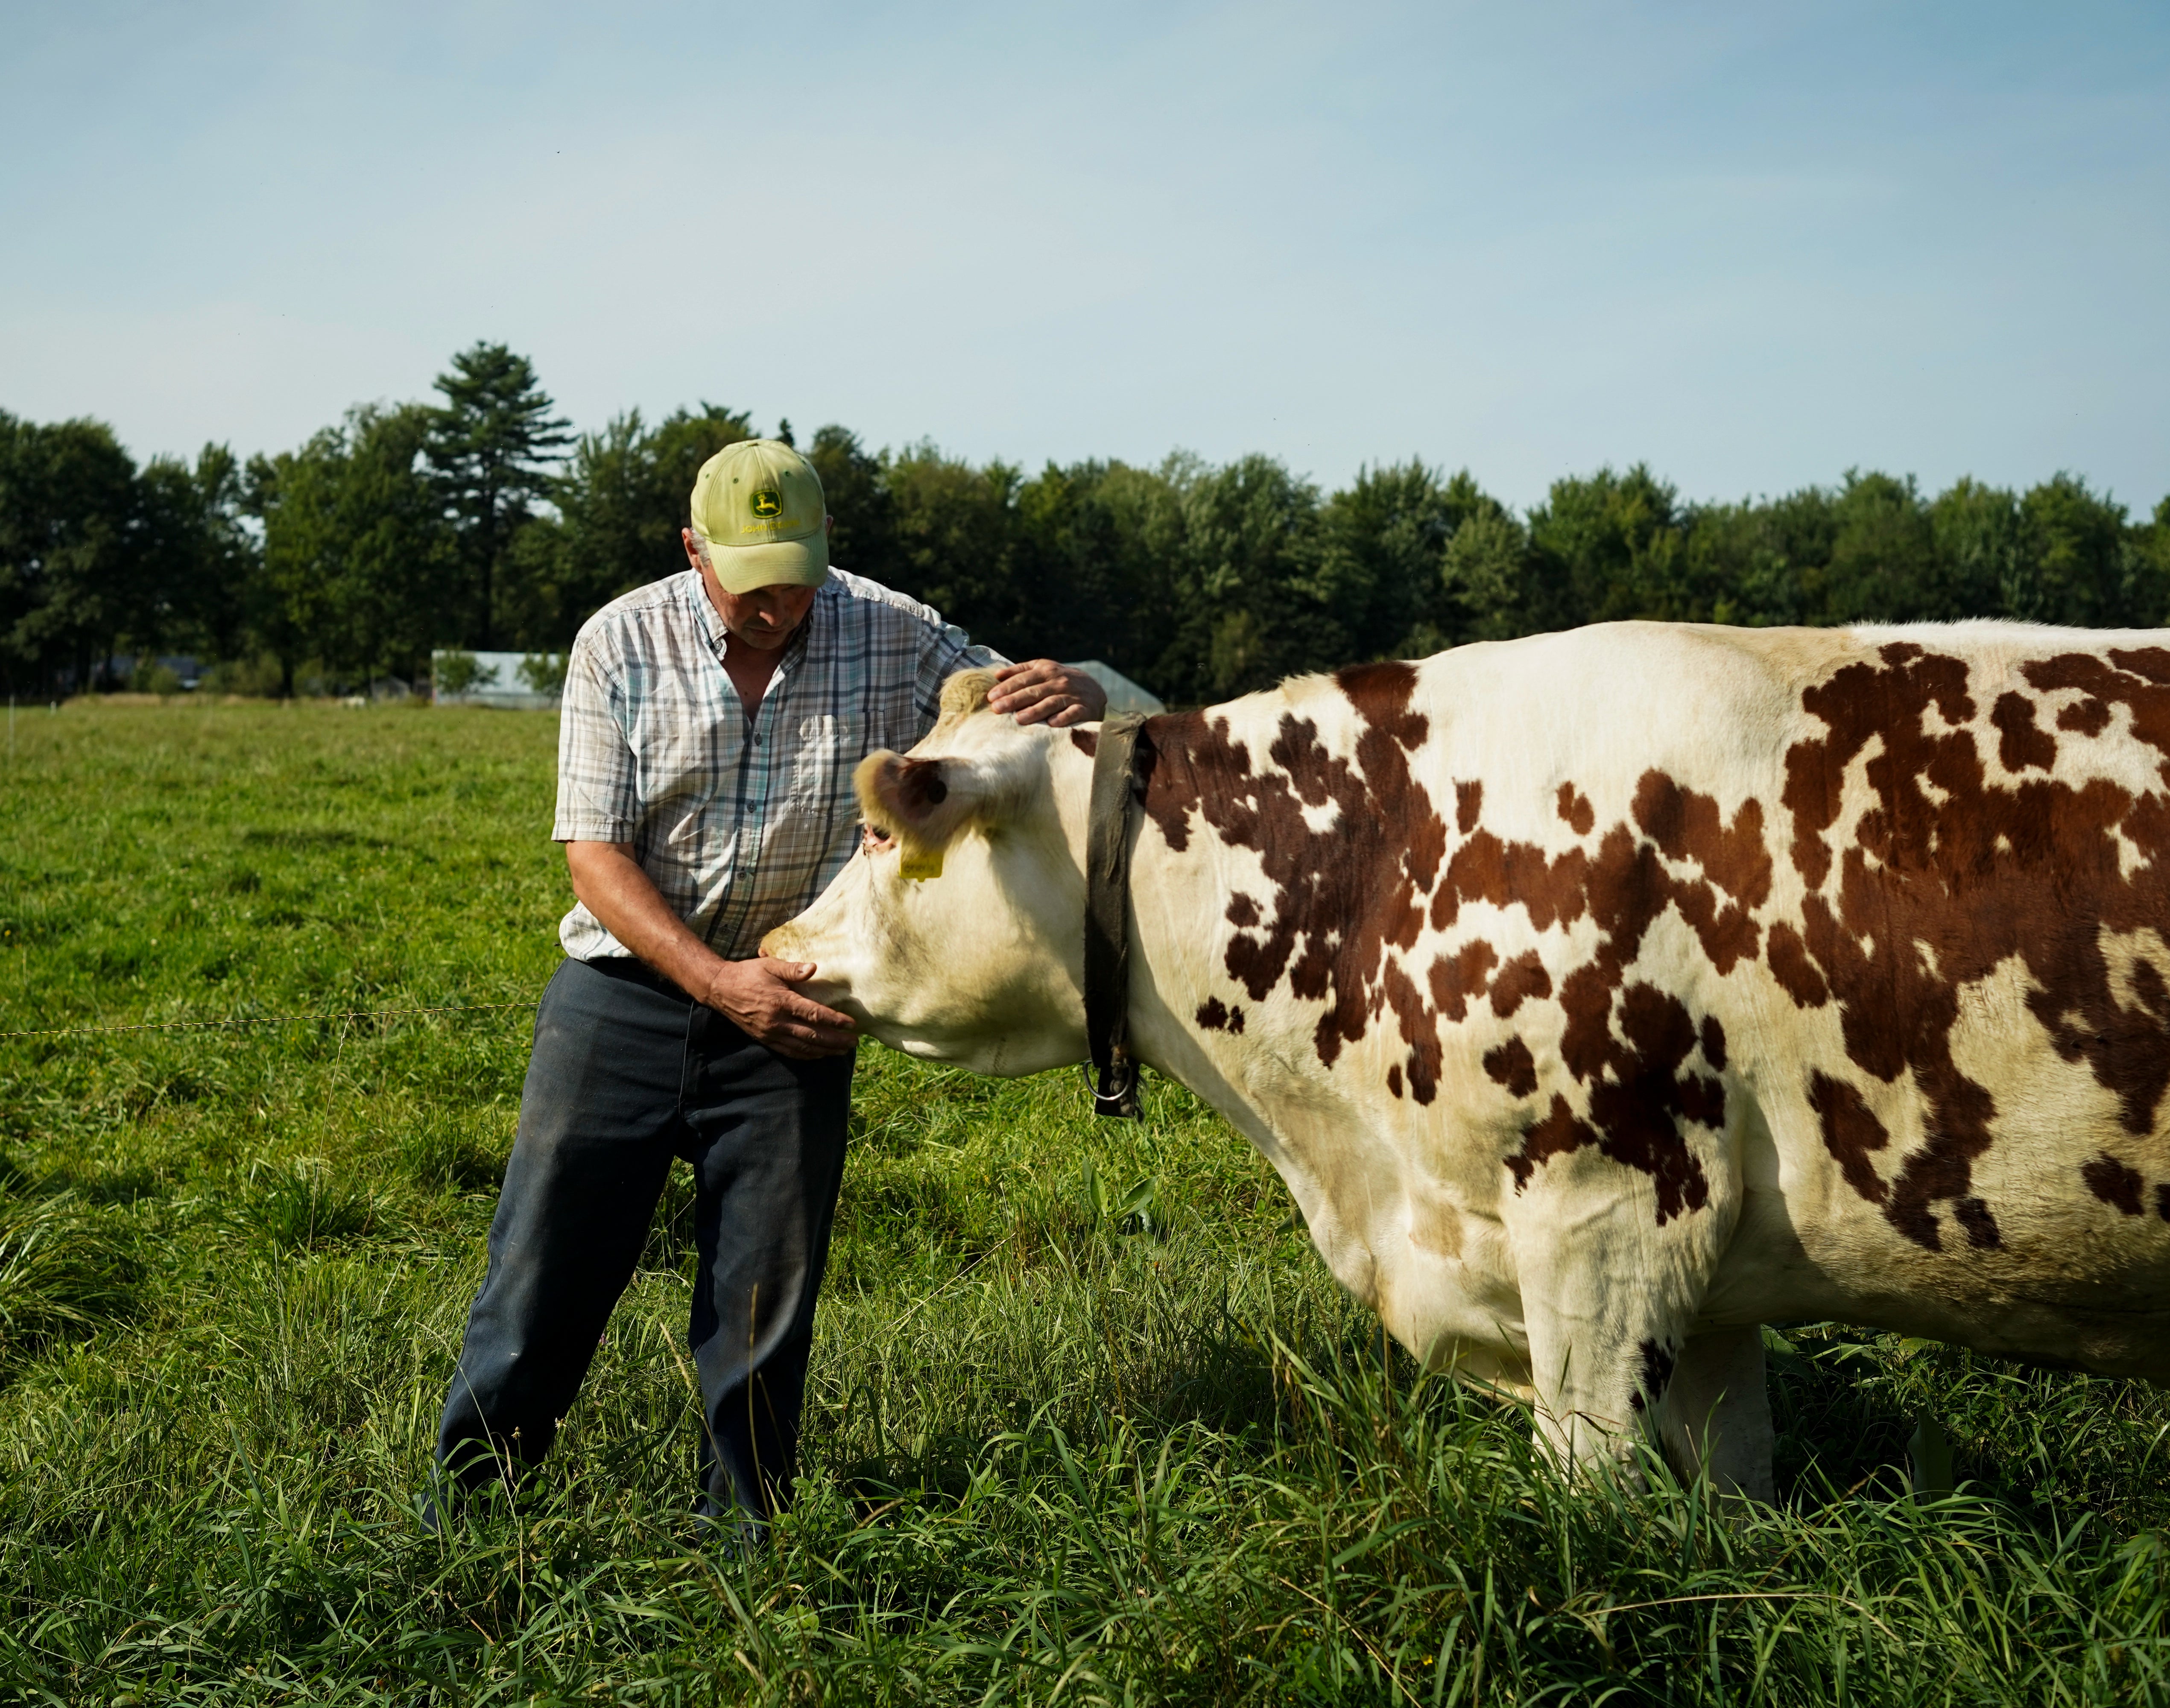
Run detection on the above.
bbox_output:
[853,751,981,880]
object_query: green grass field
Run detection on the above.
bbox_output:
[1,698,2167,1705]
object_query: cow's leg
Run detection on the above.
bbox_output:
[1519,1283,1695,1482]
[1507,1091,1743,1486]
[1654,1325,1774,1505]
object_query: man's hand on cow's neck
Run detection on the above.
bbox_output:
[565,839,857,1058]
[986,660,1110,727]
[702,957,859,1059]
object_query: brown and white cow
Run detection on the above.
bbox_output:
[764,622,2170,1498]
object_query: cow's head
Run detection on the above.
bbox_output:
[760,669,1093,1073]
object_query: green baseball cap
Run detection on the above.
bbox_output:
[689,439,830,593]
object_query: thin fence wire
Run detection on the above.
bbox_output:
[0,1001,539,1044]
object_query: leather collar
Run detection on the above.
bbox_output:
[1085,713,1149,1118]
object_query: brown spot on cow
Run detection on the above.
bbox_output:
[1456,779,1483,834]
[1135,712,1216,855]
[1556,782,1595,836]
[1439,771,1758,1220]
[1226,893,1261,929]
[2082,1152,2145,1216]
[2057,698,2112,737]
[1196,997,1246,1035]
[2026,652,2170,760]
[1427,939,1498,1023]
[1069,728,1099,757]
[1782,645,1977,891]
[1699,1015,1727,1072]
[1991,692,2056,772]
[1587,809,1761,981]
[1511,1094,1585,1188]
[1144,668,1453,1100]
[1337,660,1428,749]
[1507,982,1717,1225]
[1766,921,1831,1008]
[1484,1036,1538,1098]
[2130,957,2170,1020]
[1379,957,1445,1103]
[2111,646,2170,685]
[1632,770,1773,909]
[1433,825,1591,936]
[1489,951,1552,1018]
[1631,1338,1677,1411]
[1954,1199,2002,1250]
[1808,1071,1891,1206]
[1778,643,2170,1251]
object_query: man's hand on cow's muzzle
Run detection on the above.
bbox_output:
[706,958,859,1059]
[987,660,1109,728]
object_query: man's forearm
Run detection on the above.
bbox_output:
[565,840,726,998]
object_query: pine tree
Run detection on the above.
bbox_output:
[425,343,570,649]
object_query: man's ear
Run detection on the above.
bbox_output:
[854,752,983,880]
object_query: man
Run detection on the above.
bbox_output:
[433,438,1105,1532]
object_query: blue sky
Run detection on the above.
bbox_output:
[4,0,2166,512]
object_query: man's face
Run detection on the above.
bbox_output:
[684,527,821,651]
[715,581,819,650]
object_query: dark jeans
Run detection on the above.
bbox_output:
[434,954,854,1523]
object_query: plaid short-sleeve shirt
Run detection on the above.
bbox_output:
[553,567,1005,962]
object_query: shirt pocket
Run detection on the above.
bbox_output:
[631,688,714,805]
[789,711,861,827]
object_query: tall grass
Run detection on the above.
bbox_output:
[0,699,2165,1703]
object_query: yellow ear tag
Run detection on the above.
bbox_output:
[900,848,945,882]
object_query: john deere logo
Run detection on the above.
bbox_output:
[751,488,782,519]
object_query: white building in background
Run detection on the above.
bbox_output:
[431,649,565,710]
[1067,661,1164,715]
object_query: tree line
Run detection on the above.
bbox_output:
[6,341,2168,705]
